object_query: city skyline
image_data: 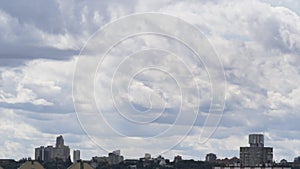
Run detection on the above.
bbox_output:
[6,134,300,164]
[2,134,300,169]
[0,0,300,162]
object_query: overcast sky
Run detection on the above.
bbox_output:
[1,0,300,162]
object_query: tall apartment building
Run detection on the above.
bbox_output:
[206,153,217,162]
[56,135,64,148]
[108,150,124,165]
[35,135,70,162]
[73,150,81,163]
[240,134,273,167]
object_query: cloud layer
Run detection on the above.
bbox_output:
[0,0,300,162]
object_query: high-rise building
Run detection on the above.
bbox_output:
[56,135,64,148]
[35,135,70,162]
[44,146,54,162]
[35,146,45,161]
[108,150,124,165]
[73,150,81,163]
[249,134,264,147]
[206,153,217,162]
[240,134,273,167]
[173,155,182,163]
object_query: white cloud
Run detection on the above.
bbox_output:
[0,0,300,162]
[0,59,75,111]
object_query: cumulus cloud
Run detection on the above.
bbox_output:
[0,0,300,162]
[0,59,75,113]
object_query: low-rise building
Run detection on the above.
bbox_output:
[216,157,240,167]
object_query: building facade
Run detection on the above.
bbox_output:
[108,150,124,165]
[240,134,273,167]
[206,153,217,162]
[35,135,70,162]
[174,155,182,163]
[73,150,80,163]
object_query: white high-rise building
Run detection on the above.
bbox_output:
[73,150,80,163]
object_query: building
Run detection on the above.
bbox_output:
[73,150,80,163]
[56,135,64,147]
[144,153,151,160]
[216,157,240,167]
[67,161,93,169]
[173,155,182,163]
[139,153,153,162]
[91,156,108,163]
[35,146,44,161]
[206,153,217,162]
[240,134,273,167]
[91,150,124,165]
[249,134,264,147]
[294,156,300,164]
[35,135,70,162]
[52,136,70,161]
[18,161,45,169]
[91,156,108,168]
[108,150,124,165]
[35,146,54,162]
[112,150,120,156]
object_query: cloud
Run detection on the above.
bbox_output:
[0,0,136,67]
[0,59,75,113]
[0,0,300,162]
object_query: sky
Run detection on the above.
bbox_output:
[0,0,300,162]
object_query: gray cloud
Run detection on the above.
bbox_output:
[0,0,300,161]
